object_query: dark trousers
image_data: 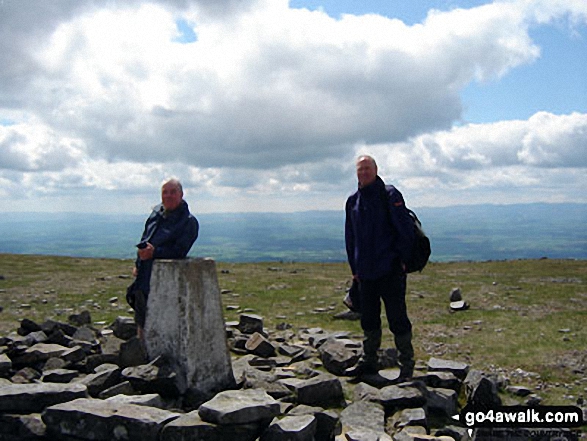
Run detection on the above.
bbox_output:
[131,259,153,328]
[359,263,411,337]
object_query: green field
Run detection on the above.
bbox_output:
[0,254,585,406]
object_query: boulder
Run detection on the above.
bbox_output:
[42,397,180,441]
[198,388,281,425]
[0,382,88,413]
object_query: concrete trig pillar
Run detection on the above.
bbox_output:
[144,258,235,399]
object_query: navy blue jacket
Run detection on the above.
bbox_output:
[345,176,414,280]
[138,200,199,260]
[130,199,199,301]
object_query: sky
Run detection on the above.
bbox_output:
[0,0,586,214]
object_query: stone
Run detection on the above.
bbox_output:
[280,374,345,407]
[105,393,165,408]
[72,326,97,343]
[11,343,70,365]
[161,410,265,441]
[449,300,469,311]
[68,310,91,327]
[387,407,428,432]
[119,336,148,367]
[0,352,12,376]
[340,400,386,434]
[98,380,136,399]
[79,366,122,397]
[379,385,427,410]
[198,388,281,425]
[449,288,462,302]
[41,368,79,383]
[144,259,236,398]
[42,397,180,441]
[121,356,181,397]
[110,316,137,340]
[318,337,361,376]
[288,405,342,441]
[426,388,458,417]
[0,413,47,440]
[413,371,461,392]
[245,332,277,358]
[463,369,502,408]
[260,414,317,441]
[238,313,265,335]
[427,357,470,380]
[506,384,533,397]
[0,382,88,413]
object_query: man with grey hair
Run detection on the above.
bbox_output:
[127,178,199,340]
[345,155,416,379]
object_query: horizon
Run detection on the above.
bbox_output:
[1,200,586,216]
[1,0,586,214]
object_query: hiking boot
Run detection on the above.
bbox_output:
[347,358,378,377]
[395,331,415,381]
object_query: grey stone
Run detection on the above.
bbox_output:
[318,337,361,376]
[78,366,121,397]
[110,316,138,340]
[0,413,47,440]
[426,388,458,417]
[98,380,136,399]
[0,352,12,376]
[11,367,41,383]
[340,400,386,434]
[261,414,317,441]
[41,368,79,383]
[68,310,91,327]
[449,288,462,302]
[413,371,461,391]
[238,313,265,334]
[42,397,180,441]
[354,382,382,402]
[11,343,70,365]
[161,410,265,441]
[245,332,277,357]
[119,336,148,367]
[280,374,345,407]
[198,388,281,425]
[427,357,470,380]
[121,356,180,397]
[288,405,342,441]
[463,370,502,408]
[72,326,97,343]
[0,382,88,413]
[387,407,428,432]
[380,386,427,410]
[144,259,236,398]
[105,393,165,408]
[25,330,48,345]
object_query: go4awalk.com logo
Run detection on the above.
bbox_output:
[452,405,584,438]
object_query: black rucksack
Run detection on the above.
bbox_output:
[382,187,431,273]
[403,208,431,273]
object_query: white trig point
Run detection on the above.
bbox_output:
[144,258,236,399]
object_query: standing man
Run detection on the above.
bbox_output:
[127,178,199,340]
[345,155,416,379]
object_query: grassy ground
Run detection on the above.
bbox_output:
[0,254,585,406]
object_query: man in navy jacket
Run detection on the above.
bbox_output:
[345,155,415,379]
[128,179,199,340]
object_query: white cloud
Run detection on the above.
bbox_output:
[0,0,585,212]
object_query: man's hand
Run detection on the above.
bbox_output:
[138,242,155,260]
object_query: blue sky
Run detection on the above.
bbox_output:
[0,0,585,213]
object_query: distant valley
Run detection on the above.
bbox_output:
[0,203,585,263]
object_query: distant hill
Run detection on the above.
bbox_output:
[0,203,585,262]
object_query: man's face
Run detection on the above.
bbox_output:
[356,158,377,188]
[161,182,183,211]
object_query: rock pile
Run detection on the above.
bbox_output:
[0,311,569,441]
